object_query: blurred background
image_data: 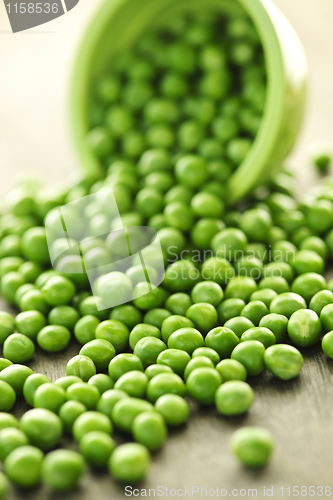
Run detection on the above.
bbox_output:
[0,0,332,199]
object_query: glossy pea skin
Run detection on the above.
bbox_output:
[205,327,239,358]
[259,313,288,343]
[240,327,276,349]
[240,301,268,326]
[224,276,257,302]
[115,371,148,398]
[320,303,333,332]
[291,272,326,303]
[186,367,221,405]
[23,373,51,406]
[0,380,16,412]
[4,445,44,488]
[287,309,321,348]
[66,355,96,382]
[215,380,253,416]
[0,358,12,371]
[230,426,274,467]
[48,305,80,331]
[108,353,143,380]
[264,344,304,380]
[54,375,82,391]
[168,327,204,355]
[134,337,167,368]
[184,356,214,380]
[59,400,87,433]
[96,320,129,353]
[20,408,62,451]
[224,317,255,339]
[79,339,116,371]
[322,331,333,359]
[74,315,100,345]
[145,364,173,380]
[0,427,29,462]
[186,302,218,334]
[250,289,277,308]
[217,298,245,323]
[132,411,167,451]
[15,310,46,341]
[192,346,220,365]
[0,413,18,431]
[309,290,333,316]
[3,333,35,363]
[88,373,114,394]
[80,431,116,468]
[33,383,66,413]
[37,325,71,353]
[0,364,34,396]
[42,276,76,306]
[155,393,189,426]
[269,292,306,318]
[42,449,85,491]
[73,411,112,441]
[147,373,186,403]
[231,340,265,377]
[66,382,100,410]
[156,348,191,376]
[129,323,161,350]
[96,389,129,417]
[161,315,194,344]
[216,359,247,382]
[108,442,150,484]
[112,398,154,433]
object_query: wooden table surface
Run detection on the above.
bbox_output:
[1,0,333,498]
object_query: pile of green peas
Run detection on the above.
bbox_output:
[1,7,333,496]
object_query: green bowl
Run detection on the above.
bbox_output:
[70,0,307,203]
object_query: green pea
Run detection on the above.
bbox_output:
[0,312,15,345]
[0,472,8,500]
[19,289,50,315]
[305,199,333,233]
[0,380,16,412]
[4,445,44,488]
[224,317,255,339]
[15,310,46,341]
[54,376,82,391]
[42,449,85,491]
[291,272,326,303]
[249,289,277,308]
[73,411,112,441]
[163,260,198,292]
[217,298,245,323]
[186,302,218,334]
[259,276,289,294]
[322,331,333,359]
[231,340,265,376]
[205,327,239,358]
[145,364,173,380]
[20,408,62,451]
[191,347,220,366]
[143,308,172,329]
[168,327,204,355]
[42,276,76,306]
[186,367,221,405]
[288,309,321,347]
[79,296,110,321]
[3,333,35,364]
[269,292,306,319]
[59,400,86,434]
[129,323,161,350]
[211,228,247,261]
[0,358,12,371]
[239,208,272,242]
[96,319,129,353]
[310,290,333,316]
[108,353,143,381]
[161,315,194,344]
[264,262,294,284]
[66,382,100,411]
[225,276,257,301]
[240,327,276,348]
[147,373,186,403]
[230,426,274,467]
[320,303,333,332]
[133,337,167,368]
[155,394,189,426]
[23,373,51,406]
[108,442,150,484]
[292,250,324,276]
[88,373,114,394]
[184,356,215,380]
[110,305,143,329]
[132,411,167,451]
[66,355,96,382]
[37,325,71,352]
[215,380,253,415]
[79,339,115,371]
[264,344,303,380]
[74,315,100,345]
[259,313,288,343]
[1,271,26,305]
[156,348,191,376]
[80,431,116,469]
[115,371,148,398]
[112,397,153,432]
[191,281,223,307]
[0,427,29,462]
[0,413,18,431]
[33,383,67,413]
[19,261,42,283]
[0,364,34,396]
[201,257,234,286]
[175,155,208,188]
[216,358,247,382]
[240,301,268,326]
[300,236,328,260]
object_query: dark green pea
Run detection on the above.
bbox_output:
[231,340,265,376]
[156,348,191,376]
[288,309,321,347]
[264,344,303,380]
[259,313,288,343]
[205,327,239,358]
